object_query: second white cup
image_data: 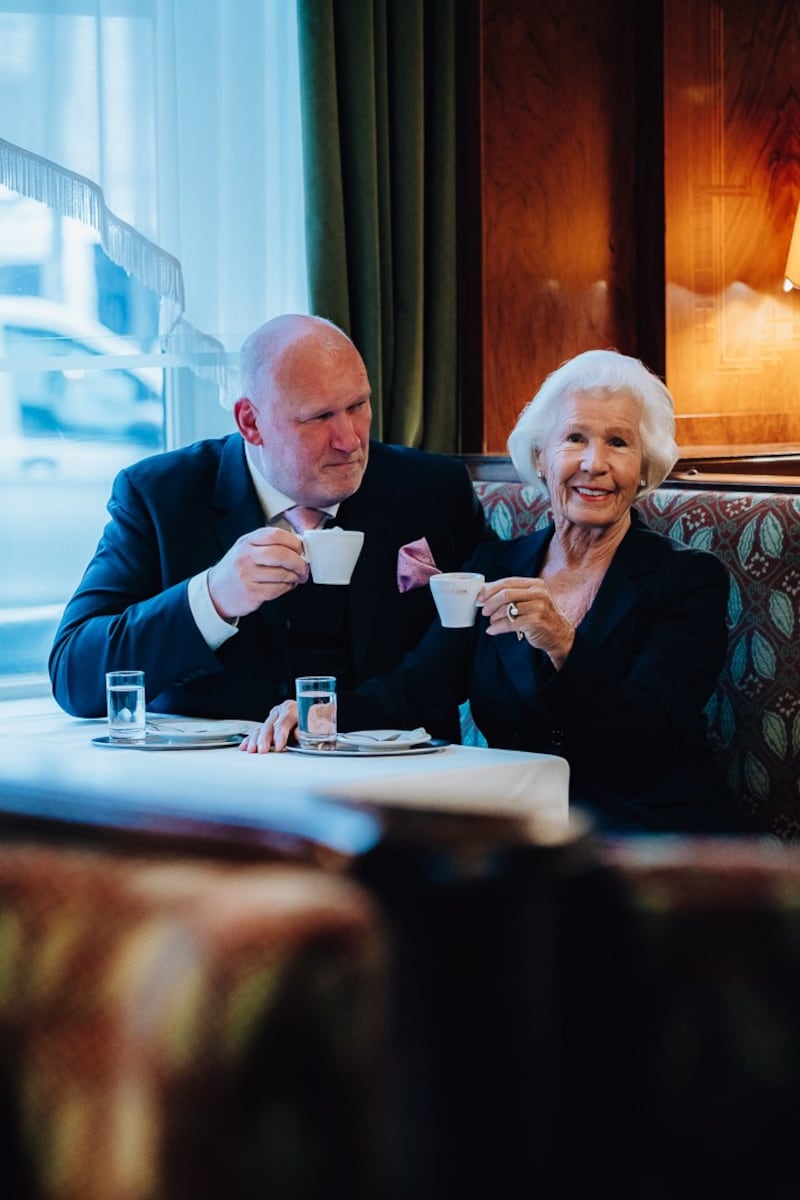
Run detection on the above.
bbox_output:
[429,572,485,628]
[301,528,365,585]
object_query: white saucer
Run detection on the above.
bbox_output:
[92,733,245,751]
[287,737,447,758]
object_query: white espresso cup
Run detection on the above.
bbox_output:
[429,572,485,628]
[301,528,365,585]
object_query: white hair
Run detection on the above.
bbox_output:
[507,348,678,497]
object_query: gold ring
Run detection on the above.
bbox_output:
[516,630,524,642]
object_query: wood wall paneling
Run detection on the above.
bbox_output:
[479,0,639,453]
[474,0,800,460]
[664,0,800,454]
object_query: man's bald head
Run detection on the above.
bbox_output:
[239,314,357,401]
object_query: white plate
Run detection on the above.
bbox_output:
[339,728,432,751]
[287,738,448,758]
[92,733,244,751]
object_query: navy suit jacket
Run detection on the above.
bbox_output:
[339,513,737,833]
[49,436,492,722]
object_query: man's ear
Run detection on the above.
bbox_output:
[234,398,262,445]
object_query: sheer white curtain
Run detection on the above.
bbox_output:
[0,0,307,390]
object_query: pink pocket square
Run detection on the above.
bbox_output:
[397,537,441,593]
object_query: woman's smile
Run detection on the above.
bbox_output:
[572,484,615,500]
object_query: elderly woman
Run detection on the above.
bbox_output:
[244,349,736,833]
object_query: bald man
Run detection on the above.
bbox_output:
[49,314,492,731]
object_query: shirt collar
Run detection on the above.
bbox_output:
[243,442,340,523]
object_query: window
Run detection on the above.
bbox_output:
[0,1,307,698]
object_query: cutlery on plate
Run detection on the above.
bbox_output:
[146,722,204,734]
[146,722,222,735]
[340,727,428,744]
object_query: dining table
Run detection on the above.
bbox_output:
[0,703,571,861]
[0,701,584,1199]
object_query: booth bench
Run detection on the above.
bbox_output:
[471,474,800,841]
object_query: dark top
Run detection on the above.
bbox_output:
[49,436,493,726]
[339,512,739,834]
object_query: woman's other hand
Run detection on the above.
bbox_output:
[239,700,299,753]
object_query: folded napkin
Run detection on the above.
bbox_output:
[397,537,441,593]
[145,718,257,738]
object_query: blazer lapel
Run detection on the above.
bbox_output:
[212,436,265,548]
[577,519,660,645]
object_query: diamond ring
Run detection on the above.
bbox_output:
[506,602,519,621]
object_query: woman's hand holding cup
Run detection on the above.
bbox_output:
[480,576,576,667]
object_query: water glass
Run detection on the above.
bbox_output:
[295,675,337,749]
[106,669,146,742]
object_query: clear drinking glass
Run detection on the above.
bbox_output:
[106,669,146,742]
[295,675,337,749]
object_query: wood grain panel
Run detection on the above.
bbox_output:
[480,0,638,452]
[664,0,800,452]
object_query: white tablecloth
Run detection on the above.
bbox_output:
[0,709,570,854]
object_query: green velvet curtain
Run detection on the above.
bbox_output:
[297,0,458,450]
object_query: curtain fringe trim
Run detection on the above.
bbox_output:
[0,138,240,403]
[162,316,240,407]
[0,137,186,332]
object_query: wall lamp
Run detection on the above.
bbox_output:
[784,202,800,291]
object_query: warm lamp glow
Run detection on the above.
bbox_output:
[784,201,800,291]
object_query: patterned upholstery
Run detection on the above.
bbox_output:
[0,843,386,1200]
[474,482,800,841]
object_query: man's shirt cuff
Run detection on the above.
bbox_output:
[188,571,239,650]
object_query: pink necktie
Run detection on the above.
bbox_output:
[280,506,328,533]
